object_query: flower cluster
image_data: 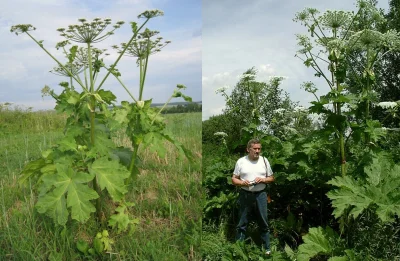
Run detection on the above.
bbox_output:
[241,73,256,82]
[294,106,307,112]
[214,132,228,137]
[318,10,352,30]
[293,8,319,26]
[57,18,124,43]
[10,24,36,35]
[75,47,109,66]
[376,102,398,109]
[0,102,14,108]
[112,29,170,64]
[348,29,384,50]
[176,84,187,90]
[215,86,229,94]
[137,10,164,19]
[50,62,84,77]
[55,40,71,50]
[296,34,313,54]
[50,46,108,77]
[301,81,318,94]
[273,108,286,114]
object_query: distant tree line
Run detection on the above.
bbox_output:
[161,102,202,114]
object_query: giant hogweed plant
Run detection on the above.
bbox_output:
[11,10,191,228]
[294,0,400,177]
[287,2,400,260]
[110,28,193,178]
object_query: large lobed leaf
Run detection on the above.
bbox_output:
[36,164,98,226]
[327,154,400,222]
[297,227,343,261]
[89,157,130,201]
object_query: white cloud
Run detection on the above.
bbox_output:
[202,0,389,121]
[0,60,26,80]
[0,0,200,110]
[259,64,275,75]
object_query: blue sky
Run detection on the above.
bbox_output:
[0,0,201,110]
[202,0,390,120]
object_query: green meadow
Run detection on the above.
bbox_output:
[0,108,201,261]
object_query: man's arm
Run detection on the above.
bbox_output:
[254,175,274,184]
[232,174,250,187]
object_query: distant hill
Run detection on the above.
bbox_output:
[150,101,202,107]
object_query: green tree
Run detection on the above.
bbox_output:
[216,67,309,149]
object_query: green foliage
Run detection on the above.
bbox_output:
[89,157,130,201]
[217,68,302,148]
[12,9,193,233]
[108,201,139,233]
[270,212,303,249]
[296,227,348,261]
[202,2,400,261]
[36,164,98,225]
[94,230,114,254]
[327,153,400,222]
[203,156,237,222]
[0,111,201,259]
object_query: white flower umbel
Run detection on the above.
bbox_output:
[215,86,229,94]
[214,132,228,137]
[377,102,398,109]
[294,106,307,112]
[273,108,286,114]
[0,102,14,108]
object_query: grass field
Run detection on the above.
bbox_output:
[0,108,201,261]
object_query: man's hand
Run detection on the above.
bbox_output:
[254,177,265,184]
[232,175,250,187]
[255,176,274,184]
[241,180,250,186]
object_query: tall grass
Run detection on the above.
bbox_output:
[0,110,201,260]
[0,106,66,136]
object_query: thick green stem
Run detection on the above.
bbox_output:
[129,144,140,176]
[338,103,346,177]
[87,44,101,220]
[365,48,371,144]
[140,45,151,100]
[139,58,144,100]
[84,66,89,89]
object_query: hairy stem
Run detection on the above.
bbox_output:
[140,44,151,100]
[87,44,101,220]
[129,144,140,177]
[139,58,144,100]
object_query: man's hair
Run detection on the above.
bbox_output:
[247,139,261,149]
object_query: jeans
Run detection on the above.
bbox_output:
[235,189,270,251]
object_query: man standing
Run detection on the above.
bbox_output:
[232,139,274,255]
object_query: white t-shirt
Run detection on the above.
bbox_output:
[233,156,273,192]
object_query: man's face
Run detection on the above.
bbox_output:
[247,143,261,160]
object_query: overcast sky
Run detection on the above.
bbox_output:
[202,0,390,120]
[0,0,201,110]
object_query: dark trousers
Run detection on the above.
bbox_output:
[235,189,270,251]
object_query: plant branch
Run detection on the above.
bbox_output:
[25,32,88,92]
[96,18,150,92]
